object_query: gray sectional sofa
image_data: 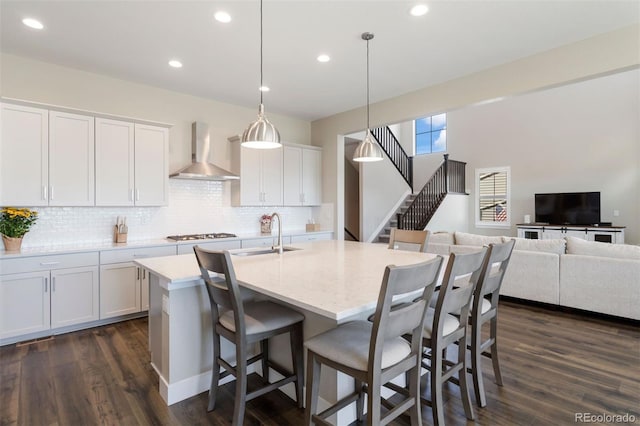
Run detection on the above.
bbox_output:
[426,231,640,320]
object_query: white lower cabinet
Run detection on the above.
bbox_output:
[0,253,99,341]
[100,263,141,318]
[176,239,242,255]
[0,271,50,339]
[99,245,176,318]
[290,232,333,243]
[51,266,99,328]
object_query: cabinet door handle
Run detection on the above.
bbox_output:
[52,276,56,292]
[44,277,48,292]
[50,186,54,200]
[130,189,134,201]
[136,189,140,201]
[43,185,48,200]
[142,269,146,279]
[137,267,141,280]
[40,261,60,266]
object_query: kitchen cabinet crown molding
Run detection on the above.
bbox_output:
[1,97,173,128]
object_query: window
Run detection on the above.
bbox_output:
[475,166,510,228]
[415,113,446,155]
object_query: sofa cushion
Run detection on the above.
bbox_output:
[429,231,454,245]
[502,237,566,255]
[565,236,640,260]
[454,231,503,246]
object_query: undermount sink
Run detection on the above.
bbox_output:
[231,246,302,256]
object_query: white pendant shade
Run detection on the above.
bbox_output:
[353,130,383,162]
[241,104,281,149]
[242,0,281,150]
[353,32,384,162]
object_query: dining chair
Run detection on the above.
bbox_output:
[193,246,305,426]
[420,248,488,426]
[469,239,515,407]
[305,256,443,426]
[388,228,430,252]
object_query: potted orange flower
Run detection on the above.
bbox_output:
[0,207,38,251]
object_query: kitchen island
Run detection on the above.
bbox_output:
[135,240,441,423]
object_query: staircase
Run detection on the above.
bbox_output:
[376,154,467,243]
[377,193,417,244]
[371,126,413,190]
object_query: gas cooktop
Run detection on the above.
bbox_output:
[166,233,237,241]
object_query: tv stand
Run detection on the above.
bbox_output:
[516,224,625,244]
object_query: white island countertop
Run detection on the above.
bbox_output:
[135,239,441,322]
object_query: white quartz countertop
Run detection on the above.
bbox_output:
[135,240,442,322]
[0,230,332,259]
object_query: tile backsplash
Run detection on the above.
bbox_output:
[18,180,327,248]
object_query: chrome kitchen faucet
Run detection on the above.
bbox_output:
[271,212,283,254]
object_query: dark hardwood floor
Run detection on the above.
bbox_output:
[1,300,639,425]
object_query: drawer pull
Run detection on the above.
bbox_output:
[40,262,61,266]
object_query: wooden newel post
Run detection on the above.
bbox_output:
[443,154,449,192]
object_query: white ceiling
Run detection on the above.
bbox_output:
[1,1,638,121]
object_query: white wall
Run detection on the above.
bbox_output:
[425,194,469,233]
[311,24,640,243]
[360,156,408,241]
[1,53,318,247]
[0,54,311,175]
[447,69,639,242]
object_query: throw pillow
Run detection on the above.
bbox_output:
[429,231,454,245]
[454,231,503,246]
[565,236,640,260]
[502,237,566,255]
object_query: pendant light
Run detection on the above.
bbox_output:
[242,0,281,149]
[353,32,383,162]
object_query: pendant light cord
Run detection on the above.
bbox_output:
[366,36,370,130]
[260,0,264,106]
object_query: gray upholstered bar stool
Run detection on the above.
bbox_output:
[420,248,488,426]
[193,246,305,426]
[468,239,515,407]
[388,228,430,252]
[305,256,443,426]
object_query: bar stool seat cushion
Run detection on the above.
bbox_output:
[422,308,460,338]
[480,298,491,314]
[219,301,304,335]
[304,321,411,370]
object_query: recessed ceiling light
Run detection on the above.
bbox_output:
[214,11,231,23]
[22,18,44,30]
[259,86,270,92]
[168,60,183,68]
[317,54,331,63]
[410,4,429,17]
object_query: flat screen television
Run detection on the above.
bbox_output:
[534,192,601,225]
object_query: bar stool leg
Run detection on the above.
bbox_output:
[260,339,270,384]
[471,318,487,407]
[291,324,304,408]
[208,332,221,411]
[233,342,248,426]
[305,352,321,426]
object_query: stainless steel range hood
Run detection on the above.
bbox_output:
[169,122,239,181]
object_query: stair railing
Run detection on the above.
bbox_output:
[397,154,466,230]
[370,126,413,190]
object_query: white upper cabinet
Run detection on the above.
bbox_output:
[231,144,283,206]
[49,111,95,206]
[283,145,322,206]
[96,119,168,206]
[0,104,95,206]
[95,118,135,206]
[1,103,49,206]
[134,124,168,206]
